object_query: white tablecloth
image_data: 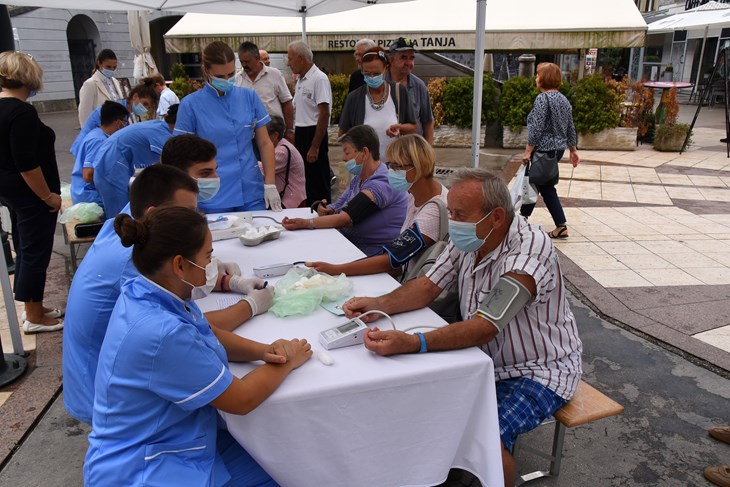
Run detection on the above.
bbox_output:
[197,209,504,487]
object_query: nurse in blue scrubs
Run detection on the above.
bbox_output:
[70,77,158,158]
[174,41,282,213]
[92,110,176,217]
[70,101,128,207]
[84,206,311,486]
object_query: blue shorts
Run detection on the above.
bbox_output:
[496,377,568,451]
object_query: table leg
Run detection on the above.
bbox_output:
[655,88,669,124]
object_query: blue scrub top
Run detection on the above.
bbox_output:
[70,127,107,208]
[174,84,270,213]
[62,205,136,425]
[84,276,234,487]
[70,99,127,157]
[93,120,172,217]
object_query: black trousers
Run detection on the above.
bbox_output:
[0,194,57,302]
[294,125,331,205]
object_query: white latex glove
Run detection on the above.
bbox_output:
[228,275,266,294]
[242,286,275,316]
[264,184,283,212]
[216,258,241,277]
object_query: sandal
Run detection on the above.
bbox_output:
[549,226,569,239]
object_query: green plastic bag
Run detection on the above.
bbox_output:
[269,267,353,317]
[59,202,104,224]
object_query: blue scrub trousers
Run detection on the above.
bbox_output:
[0,194,57,302]
[218,430,279,487]
[519,149,567,227]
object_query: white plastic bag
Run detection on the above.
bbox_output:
[510,168,527,211]
[523,175,538,205]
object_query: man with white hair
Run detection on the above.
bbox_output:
[349,38,376,93]
[287,40,332,205]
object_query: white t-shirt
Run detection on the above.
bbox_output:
[235,65,292,120]
[402,184,449,242]
[293,64,332,127]
[363,88,398,163]
[157,87,180,117]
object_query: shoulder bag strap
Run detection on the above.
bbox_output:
[280,144,292,198]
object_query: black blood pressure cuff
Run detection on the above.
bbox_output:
[341,191,380,225]
[382,222,426,269]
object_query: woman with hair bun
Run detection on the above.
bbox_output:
[84,205,311,486]
[78,49,125,126]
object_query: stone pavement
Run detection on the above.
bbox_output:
[1,101,729,482]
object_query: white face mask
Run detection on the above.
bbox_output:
[181,258,218,300]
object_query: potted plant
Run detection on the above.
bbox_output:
[499,76,538,148]
[573,74,636,150]
[653,87,692,152]
[661,64,674,82]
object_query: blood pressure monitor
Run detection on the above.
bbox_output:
[319,318,369,350]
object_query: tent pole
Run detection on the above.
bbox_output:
[471,0,487,168]
[301,14,307,42]
[578,49,585,79]
[692,26,708,102]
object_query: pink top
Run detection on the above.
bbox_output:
[274,138,306,209]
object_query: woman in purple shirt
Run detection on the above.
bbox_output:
[282,125,407,256]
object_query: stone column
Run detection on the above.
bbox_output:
[518,54,536,78]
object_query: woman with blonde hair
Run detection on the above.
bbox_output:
[175,41,281,213]
[0,51,63,333]
[520,62,580,239]
[306,133,447,276]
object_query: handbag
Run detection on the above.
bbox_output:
[528,94,560,186]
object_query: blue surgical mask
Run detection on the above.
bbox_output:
[197,177,220,201]
[28,90,37,98]
[344,152,362,176]
[132,103,147,117]
[448,209,495,253]
[364,74,385,89]
[387,168,413,192]
[210,76,235,93]
[101,69,117,78]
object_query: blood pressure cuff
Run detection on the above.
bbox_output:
[475,275,531,333]
[382,222,426,268]
[341,191,380,225]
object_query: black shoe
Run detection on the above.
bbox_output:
[722,138,728,143]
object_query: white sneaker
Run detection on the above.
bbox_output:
[22,319,64,334]
[20,308,65,322]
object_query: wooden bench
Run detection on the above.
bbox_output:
[514,380,624,485]
[59,200,101,273]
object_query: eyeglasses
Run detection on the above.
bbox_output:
[387,162,414,171]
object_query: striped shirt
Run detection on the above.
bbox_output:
[426,215,582,400]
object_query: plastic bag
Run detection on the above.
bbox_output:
[60,183,71,203]
[269,267,353,317]
[510,168,527,211]
[523,176,538,205]
[59,202,104,224]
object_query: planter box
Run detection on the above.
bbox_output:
[328,125,487,148]
[578,127,638,151]
[502,126,528,149]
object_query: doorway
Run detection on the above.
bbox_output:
[66,15,100,104]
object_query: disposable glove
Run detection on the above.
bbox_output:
[216,258,241,277]
[228,275,266,294]
[242,286,275,316]
[264,184,283,212]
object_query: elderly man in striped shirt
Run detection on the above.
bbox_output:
[343,167,582,487]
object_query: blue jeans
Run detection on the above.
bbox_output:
[519,150,567,227]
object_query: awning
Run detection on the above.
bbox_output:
[648,0,730,39]
[164,0,647,53]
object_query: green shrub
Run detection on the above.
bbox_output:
[328,74,349,125]
[170,63,189,81]
[499,76,538,132]
[654,123,692,152]
[572,74,620,134]
[440,74,499,129]
[169,78,201,99]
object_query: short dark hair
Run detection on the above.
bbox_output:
[266,115,286,139]
[340,125,380,161]
[114,206,207,277]
[99,101,129,126]
[164,103,179,125]
[128,164,198,219]
[238,41,260,59]
[128,77,159,107]
[160,134,217,173]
